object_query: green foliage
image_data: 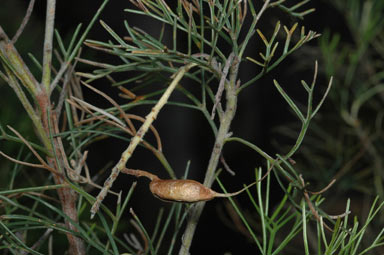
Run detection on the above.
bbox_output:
[0,0,383,254]
[289,0,384,196]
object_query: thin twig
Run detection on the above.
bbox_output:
[51,112,81,180]
[130,219,148,254]
[118,86,137,100]
[66,99,128,133]
[299,175,333,232]
[67,98,128,133]
[77,82,163,150]
[7,125,56,173]
[0,150,57,173]
[121,168,159,181]
[18,228,53,255]
[211,53,234,119]
[70,151,89,182]
[11,0,36,44]
[56,64,75,115]
[70,96,126,127]
[55,49,82,116]
[124,232,144,252]
[80,81,136,135]
[0,192,60,208]
[308,179,336,195]
[90,63,197,219]
[241,0,248,25]
[220,155,236,176]
[51,113,119,197]
[69,98,163,155]
[328,211,351,219]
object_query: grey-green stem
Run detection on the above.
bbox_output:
[178,56,239,255]
[42,0,55,92]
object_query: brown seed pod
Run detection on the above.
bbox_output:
[150,179,217,202]
[122,168,255,202]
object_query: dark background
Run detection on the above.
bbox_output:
[0,1,358,254]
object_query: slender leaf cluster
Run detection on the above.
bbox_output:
[1,0,384,254]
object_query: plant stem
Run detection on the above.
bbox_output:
[42,0,56,92]
[46,111,86,255]
[41,2,85,252]
[0,26,39,94]
[178,56,239,255]
[48,159,86,255]
[0,26,53,151]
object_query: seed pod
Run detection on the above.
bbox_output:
[122,168,255,202]
[149,179,216,202]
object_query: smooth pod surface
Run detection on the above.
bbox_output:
[149,179,216,202]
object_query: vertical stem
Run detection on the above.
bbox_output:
[1,1,109,254]
[48,157,86,255]
[46,110,86,255]
[42,0,56,92]
[40,1,86,246]
[179,57,239,255]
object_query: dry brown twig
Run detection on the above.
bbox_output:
[0,126,58,174]
[0,121,120,199]
[211,53,235,120]
[11,0,36,44]
[299,175,349,232]
[50,113,121,196]
[220,155,236,176]
[0,192,60,208]
[53,48,82,116]
[80,81,137,136]
[67,94,162,151]
[128,217,149,255]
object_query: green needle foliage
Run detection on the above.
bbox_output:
[0,0,383,254]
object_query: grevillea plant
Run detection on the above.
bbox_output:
[79,1,336,253]
[1,0,384,254]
